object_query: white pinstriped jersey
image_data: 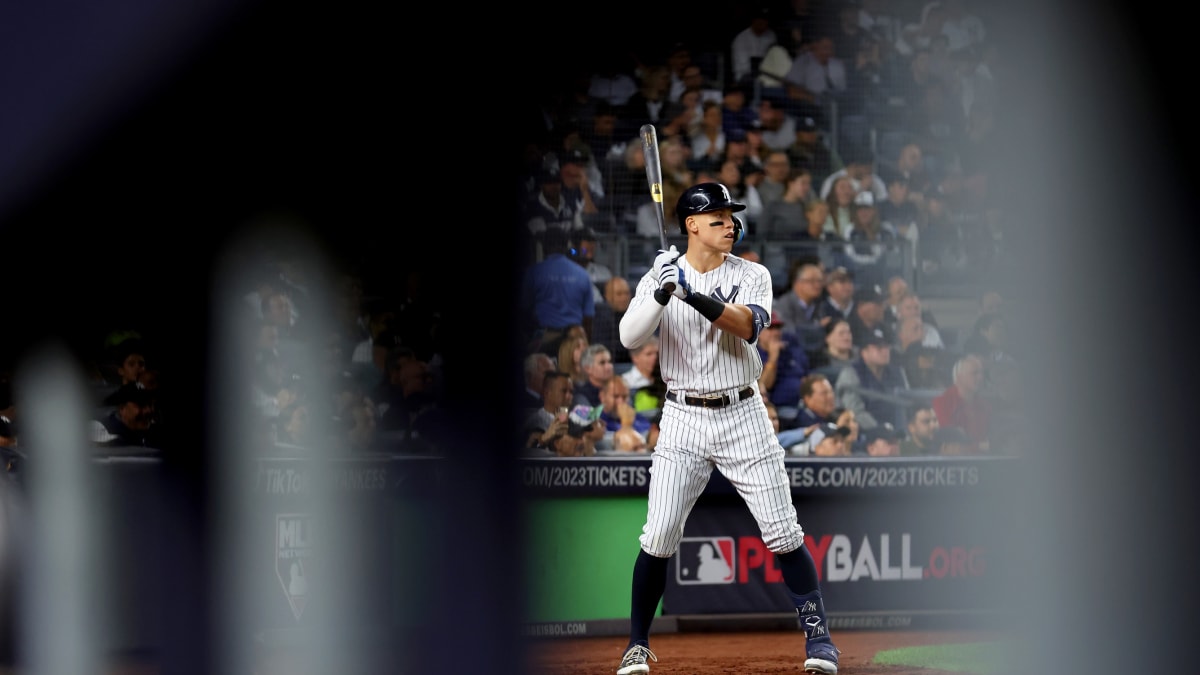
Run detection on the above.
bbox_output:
[629,253,773,396]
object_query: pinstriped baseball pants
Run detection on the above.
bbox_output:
[638,392,805,557]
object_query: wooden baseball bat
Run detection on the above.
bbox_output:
[640,124,674,293]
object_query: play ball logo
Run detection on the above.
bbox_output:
[676,537,735,585]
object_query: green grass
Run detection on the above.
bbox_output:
[872,642,1004,674]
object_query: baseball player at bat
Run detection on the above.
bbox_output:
[614,182,840,675]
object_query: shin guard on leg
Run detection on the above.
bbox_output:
[791,590,831,645]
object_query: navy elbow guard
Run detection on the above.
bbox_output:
[684,292,725,322]
[747,304,770,342]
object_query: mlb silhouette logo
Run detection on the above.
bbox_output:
[676,537,736,585]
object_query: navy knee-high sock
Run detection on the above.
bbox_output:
[629,549,669,647]
[777,545,832,644]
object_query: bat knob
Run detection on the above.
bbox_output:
[662,283,676,294]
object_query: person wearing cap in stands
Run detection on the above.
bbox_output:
[860,422,902,456]
[844,190,899,289]
[90,383,163,449]
[819,267,856,320]
[805,422,853,457]
[834,330,909,431]
[846,283,896,349]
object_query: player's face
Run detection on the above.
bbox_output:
[691,209,738,251]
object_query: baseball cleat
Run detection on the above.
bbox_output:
[804,641,840,674]
[616,644,657,674]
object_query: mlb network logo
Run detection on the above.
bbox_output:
[676,537,735,585]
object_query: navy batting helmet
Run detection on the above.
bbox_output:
[675,182,747,235]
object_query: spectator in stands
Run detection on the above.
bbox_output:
[558,147,607,231]
[891,140,934,209]
[961,312,1015,366]
[883,274,908,333]
[573,344,614,407]
[522,371,573,454]
[520,227,595,357]
[780,34,846,130]
[521,352,556,412]
[760,166,815,239]
[877,171,921,269]
[932,353,991,451]
[904,81,967,177]
[860,423,902,457]
[597,377,653,449]
[786,113,841,191]
[757,311,811,420]
[261,289,308,375]
[378,357,439,442]
[820,145,888,205]
[622,336,659,392]
[720,82,759,141]
[273,400,316,451]
[523,164,582,235]
[556,332,589,389]
[717,158,764,230]
[774,258,831,355]
[593,276,633,365]
[90,382,163,449]
[632,361,667,415]
[581,101,625,184]
[689,100,727,171]
[835,331,909,431]
[620,65,673,141]
[792,372,840,433]
[569,227,613,306]
[756,150,793,206]
[807,422,853,457]
[844,190,900,294]
[730,6,779,87]
[724,130,765,190]
[665,42,694,102]
[823,175,857,245]
[660,85,705,145]
[340,396,379,453]
[896,291,945,348]
[808,316,858,375]
[819,266,856,320]
[847,283,896,348]
[757,96,797,152]
[896,319,951,391]
[796,198,852,272]
[900,404,940,456]
[107,337,149,388]
[251,347,301,422]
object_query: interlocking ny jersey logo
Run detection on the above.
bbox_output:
[276,513,312,621]
[676,537,736,585]
[711,285,739,304]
